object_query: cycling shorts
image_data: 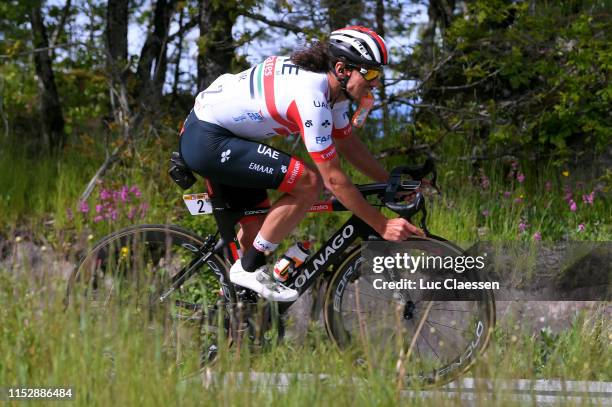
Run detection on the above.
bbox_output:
[179,111,305,213]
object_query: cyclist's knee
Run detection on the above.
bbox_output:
[287,168,321,197]
[293,168,322,198]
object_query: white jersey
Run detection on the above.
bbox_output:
[192,56,352,163]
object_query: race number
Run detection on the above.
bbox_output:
[182,193,212,215]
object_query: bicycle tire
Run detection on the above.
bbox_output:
[65,224,230,372]
[323,237,495,387]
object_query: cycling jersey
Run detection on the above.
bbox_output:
[192,56,352,163]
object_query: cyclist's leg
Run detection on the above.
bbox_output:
[217,185,269,252]
[179,117,319,300]
[180,116,321,246]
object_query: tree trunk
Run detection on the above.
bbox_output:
[135,0,176,108]
[375,0,390,136]
[171,8,185,100]
[197,0,237,91]
[29,3,65,151]
[105,0,131,133]
[422,0,456,63]
[106,0,128,73]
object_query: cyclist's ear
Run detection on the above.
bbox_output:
[334,61,347,76]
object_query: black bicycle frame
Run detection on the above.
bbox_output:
[168,158,435,312]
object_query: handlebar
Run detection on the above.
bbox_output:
[383,157,436,235]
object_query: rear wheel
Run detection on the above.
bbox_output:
[65,224,229,375]
[324,237,495,387]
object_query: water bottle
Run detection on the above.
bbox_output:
[273,241,311,282]
[351,91,374,128]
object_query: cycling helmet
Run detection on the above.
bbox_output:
[329,26,389,68]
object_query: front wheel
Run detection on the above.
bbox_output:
[324,237,496,387]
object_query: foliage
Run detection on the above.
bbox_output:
[409,0,611,161]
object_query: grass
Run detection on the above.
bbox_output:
[1,132,610,405]
[0,265,609,406]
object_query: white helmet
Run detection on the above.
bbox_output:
[329,26,389,68]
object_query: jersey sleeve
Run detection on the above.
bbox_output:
[286,93,337,163]
[331,100,352,140]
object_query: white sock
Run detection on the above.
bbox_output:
[253,232,279,252]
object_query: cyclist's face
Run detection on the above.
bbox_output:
[346,67,381,100]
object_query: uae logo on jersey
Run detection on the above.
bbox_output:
[281,165,288,173]
[220,149,231,163]
[321,120,330,128]
[305,120,313,128]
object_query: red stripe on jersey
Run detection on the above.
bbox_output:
[332,124,352,139]
[278,158,304,193]
[274,127,291,136]
[263,57,299,133]
[310,144,336,162]
[286,100,305,141]
[342,26,388,64]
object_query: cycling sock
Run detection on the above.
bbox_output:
[252,233,278,252]
[242,247,267,272]
[241,233,278,272]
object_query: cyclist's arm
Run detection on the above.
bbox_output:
[334,133,388,183]
[316,156,423,239]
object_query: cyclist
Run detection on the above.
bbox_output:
[179,26,423,302]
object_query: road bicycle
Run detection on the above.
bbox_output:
[65,155,495,387]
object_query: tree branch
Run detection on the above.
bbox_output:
[0,41,87,59]
[242,11,305,34]
[167,15,198,43]
[49,0,72,48]
[428,68,501,91]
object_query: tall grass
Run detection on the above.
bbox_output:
[0,263,609,406]
[1,131,610,404]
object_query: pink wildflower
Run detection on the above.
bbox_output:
[582,191,594,205]
[545,181,552,192]
[93,215,104,223]
[480,175,490,190]
[504,191,512,198]
[95,204,103,213]
[514,197,523,204]
[78,201,89,213]
[66,208,74,221]
[130,186,142,198]
[100,189,111,200]
[532,231,541,241]
[578,223,585,232]
[569,199,577,212]
[518,222,528,233]
[120,186,129,202]
[482,209,490,217]
[127,207,137,220]
[511,161,519,170]
[517,172,525,183]
[139,202,149,219]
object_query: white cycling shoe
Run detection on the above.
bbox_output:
[229,259,299,302]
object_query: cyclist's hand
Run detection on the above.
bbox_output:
[381,218,425,241]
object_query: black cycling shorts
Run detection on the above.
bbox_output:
[179,111,305,213]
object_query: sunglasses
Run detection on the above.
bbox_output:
[355,66,381,81]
